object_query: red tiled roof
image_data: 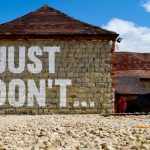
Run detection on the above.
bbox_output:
[116,52,150,70]
[0,5,118,40]
[115,52,150,78]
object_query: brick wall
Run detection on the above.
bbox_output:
[0,39,114,114]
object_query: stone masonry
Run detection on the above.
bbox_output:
[0,39,114,114]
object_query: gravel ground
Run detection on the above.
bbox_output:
[0,115,149,150]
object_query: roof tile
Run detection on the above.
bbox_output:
[0,5,118,39]
[115,52,150,78]
[116,76,146,94]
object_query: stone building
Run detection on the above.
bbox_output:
[0,5,118,114]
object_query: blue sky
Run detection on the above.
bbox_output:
[0,0,149,27]
[0,0,150,52]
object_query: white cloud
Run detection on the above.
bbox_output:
[143,0,150,12]
[103,18,150,53]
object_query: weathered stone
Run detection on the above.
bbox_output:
[0,40,114,114]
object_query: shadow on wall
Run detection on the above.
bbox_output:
[115,93,150,113]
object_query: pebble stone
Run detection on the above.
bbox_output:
[0,115,149,150]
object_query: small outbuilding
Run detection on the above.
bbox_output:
[115,52,150,94]
[0,5,118,114]
[115,52,150,113]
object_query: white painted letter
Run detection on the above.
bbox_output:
[0,80,6,106]
[8,79,26,107]
[44,47,60,73]
[55,79,72,107]
[0,47,6,73]
[28,79,46,107]
[8,46,25,73]
[28,46,43,73]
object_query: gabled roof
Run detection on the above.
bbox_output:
[115,52,150,78]
[116,76,146,95]
[0,5,118,40]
